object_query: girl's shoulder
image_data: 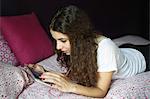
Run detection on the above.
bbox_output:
[95,35,108,44]
[95,35,118,49]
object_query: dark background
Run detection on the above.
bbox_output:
[0,0,149,39]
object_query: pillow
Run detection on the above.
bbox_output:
[113,35,150,46]
[0,12,54,65]
[0,31,19,65]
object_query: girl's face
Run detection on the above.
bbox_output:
[50,29,71,55]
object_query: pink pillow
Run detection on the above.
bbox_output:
[0,13,54,65]
[0,31,19,65]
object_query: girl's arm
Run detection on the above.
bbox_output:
[71,72,113,97]
[40,71,113,98]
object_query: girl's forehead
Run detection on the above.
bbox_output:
[50,30,69,39]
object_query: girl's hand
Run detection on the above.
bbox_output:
[28,64,45,74]
[40,72,75,92]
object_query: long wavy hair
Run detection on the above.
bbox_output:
[50,5,98,87]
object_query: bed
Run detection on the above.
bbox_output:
[0,12,150,99]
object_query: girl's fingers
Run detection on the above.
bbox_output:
[42,72,65,78]
[41,74,73,92]
[41,74,68,86]
[41,74,66,83]
[28,64,45,73]
[42,77,63,87]
[42,78,56,84]
[28,64,39,69]
[28,64,34,68]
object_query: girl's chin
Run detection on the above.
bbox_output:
[64,52,70,55]
[62,51,70,55]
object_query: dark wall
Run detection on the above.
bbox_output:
[0,0,149,39]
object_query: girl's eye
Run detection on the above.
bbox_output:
[61,40,67,43]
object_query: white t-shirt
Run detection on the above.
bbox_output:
[97,38,146,79]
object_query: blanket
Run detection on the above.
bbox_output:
[0,55,150,99]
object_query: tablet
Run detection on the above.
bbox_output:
[29,67,54,86]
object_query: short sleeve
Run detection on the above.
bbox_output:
[97,38,119,72]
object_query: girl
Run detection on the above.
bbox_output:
[28,5,146,98]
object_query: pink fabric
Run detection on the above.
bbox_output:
[0,55,149,99]
[18,71,150,99]
[0,31,19,65]
[0,13,54,65]
[105,71,150,98]
[0,62,34,99]
[19,82,98,99]
[20,55,150,99]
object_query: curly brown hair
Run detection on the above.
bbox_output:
[50,5,98,87]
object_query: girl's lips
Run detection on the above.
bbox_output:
[63,51,70,55]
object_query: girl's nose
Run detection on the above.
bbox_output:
[56,42,62,50]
